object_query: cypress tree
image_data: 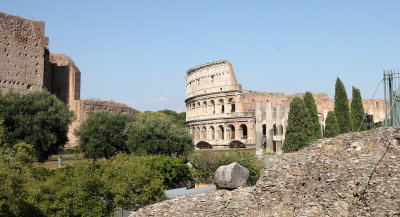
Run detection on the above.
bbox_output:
[334,78,351,134]
[283,97,313,153]
[324,111,340,138]
[351,87,367,132]
[304,92,322,140]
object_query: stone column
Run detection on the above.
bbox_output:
[255,101,263,157]
[275,104,283,154]
[265,102,273,153]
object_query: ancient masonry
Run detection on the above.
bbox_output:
[0,12,139,147]
[185,60,386,152]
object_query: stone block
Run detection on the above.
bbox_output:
[213,162,249,189]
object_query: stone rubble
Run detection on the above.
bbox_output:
[213,162,249,189]
[131,127,400,216]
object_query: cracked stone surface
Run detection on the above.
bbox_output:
[131,127,400,216]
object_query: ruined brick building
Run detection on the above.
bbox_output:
[185,60,386,152]
[0,12,139,147]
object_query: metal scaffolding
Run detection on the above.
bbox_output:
[383,69,400,126]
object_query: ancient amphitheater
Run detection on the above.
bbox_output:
[185,60,386,152]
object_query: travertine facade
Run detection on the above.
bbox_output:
[0,12,139,148]
[185,60,386,151]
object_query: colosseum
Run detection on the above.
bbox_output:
[185,60,386,153]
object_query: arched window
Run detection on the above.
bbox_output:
[210,100,215,114]
[209,126,215,140]
[201,126,207,140]
[228,125,235,139]
[240,124,248,139]
[262,124,266,137]
[218,125,224,140]
[229,98,235,113]
[195,127,200,140]
[219,99,224,114]
[203,101,208,114]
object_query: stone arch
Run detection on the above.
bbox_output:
[201,126,207,140]
[217,125,224,140]
[209,126,215,140]
[229,140,246,148]
[239,124,248,139]
[228,98,235,113]
[196,141,212,149]
[228,124,235,139]
[195,127,200,140]
[210,100,215,114]
[203,101,208,114]
[219,99,225,114]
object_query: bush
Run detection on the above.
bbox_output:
[150,155,192,189]
[0,90,73,162]
[74,111,135,159]
[124,113,193,156]
[188,150,262,185]
[102,154,165,210]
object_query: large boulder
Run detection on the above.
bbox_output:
[213,162,249,189]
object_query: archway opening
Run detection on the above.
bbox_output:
[197,141,212,149]
[240,124,248,139]
[229,140,246,148]
[228,125,235,139]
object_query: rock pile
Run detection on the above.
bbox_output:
[131,127,400,216]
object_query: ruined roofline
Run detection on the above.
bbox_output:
[186,60,229,75]
[242,89,288,96]
[0,12,44,24]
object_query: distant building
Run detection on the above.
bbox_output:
[184,60,385,151]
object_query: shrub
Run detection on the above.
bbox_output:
[150,155,192,189]
[102,154,165,210]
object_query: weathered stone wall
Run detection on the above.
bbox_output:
[0,12,49,93]
[132,127,400,216]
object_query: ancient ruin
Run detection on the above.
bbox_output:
[0,12,139,147]
[185,60,386,152]
[132,127,400,216]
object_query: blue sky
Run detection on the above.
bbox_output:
[2,1,400,112]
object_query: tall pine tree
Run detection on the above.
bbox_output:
[351,87,367,132]
[304,92,322,140]
[283,97,313,153]
[324,111,340,138]
[334,78,351,134]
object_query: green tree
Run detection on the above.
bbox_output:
[324,111,340,138]
[283,97,313,153]
[351,87,367,132]
[150,155,192,189]
[334,78,351,134]
[158,109,186,128]
[303,92,322,140]
[74,111,135,159]
[0,90,73,162]
[124,113,193,156]
[102,154,164,210]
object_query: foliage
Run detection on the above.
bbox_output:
[28,163,113,217]
[158,109,186,128]
[125,113,193,156]
[351,87,367,132]
[324,111,340,138]
[150,155,192,189]
[0,143,44,217]
[102,153,165,210]
[334,78,351,134]
[0,90,73,162]
[188,150,262,185]
[283,97,313,153]
[74,111,135,159]
[303,92,322,140]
